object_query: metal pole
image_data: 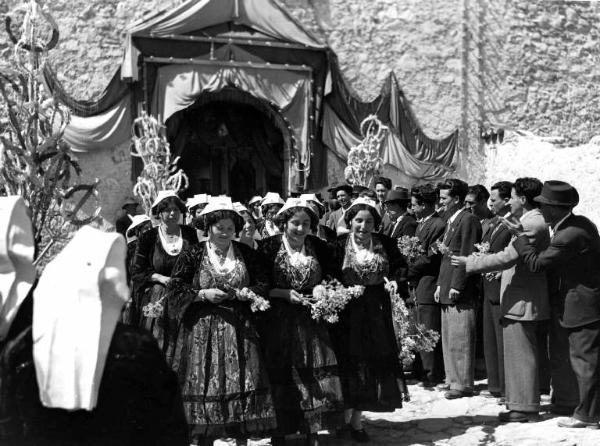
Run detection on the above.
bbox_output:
[461,0,471,169]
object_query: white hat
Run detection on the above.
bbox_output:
[300,193,324,208]
[0,196,35,341]
[347,196,381,216]
[261,192,285,208]
[276,198,318,220]
[125,214,152,243]
[233,202,249,214]
[150,190,183,215]
[186,193,210,210]
[248,196,262,206]
[33,226,129,411]
[199,196,239,217]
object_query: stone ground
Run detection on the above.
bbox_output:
[215,380,600,446]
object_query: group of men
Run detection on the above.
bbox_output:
[324,176,600,428]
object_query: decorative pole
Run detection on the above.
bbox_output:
[0,0,100,259]
[344,115,388,189]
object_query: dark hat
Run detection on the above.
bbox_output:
[385,188,411,203]
[330,183,353,196]
[352,184,370,195]
[375,176,392,190]
[534,180,579,207]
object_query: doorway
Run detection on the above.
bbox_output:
[165,88,289,203]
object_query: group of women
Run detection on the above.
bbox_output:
[127,191,409,446]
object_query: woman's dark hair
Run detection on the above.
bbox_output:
[514,177,543,208]
[202,210,244,237]
[344,204,382,230]
[239,210,256,226]
[274,207,319,233]
[152,196,186,217]
[262,203,283,216]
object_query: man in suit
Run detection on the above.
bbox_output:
[434,179,482,399]
[407,184,446,386]
[510,181,600,428]
[453,178,551,422]
[375,177,392,233]
[384,188,417,239]
[326,184,353,234]
[477,181,513,400]
[465,185,494,231]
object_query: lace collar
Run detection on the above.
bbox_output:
[158,225,182,256]
[206,240,238,275]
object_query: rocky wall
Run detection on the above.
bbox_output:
[1,0,599,223]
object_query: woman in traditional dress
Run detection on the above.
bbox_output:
[130,191,198,350]
[122,214,152,324]
[234,202,262,249]
[166,197,276,446]
[257,192,284,238]
[332,197,408,443]
[259,198,344,446]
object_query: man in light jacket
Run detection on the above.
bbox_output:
[452,178,552,422]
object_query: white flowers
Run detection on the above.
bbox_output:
[237,287,271,312]
[301,279,364,323]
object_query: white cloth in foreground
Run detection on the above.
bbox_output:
[33,226,129,411]
[0,196,35,341]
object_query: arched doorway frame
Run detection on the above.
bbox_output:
[174,87,294,196]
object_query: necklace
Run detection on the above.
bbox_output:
[158,225,182,255]
[350,233,375,265]
[207,240,238,275]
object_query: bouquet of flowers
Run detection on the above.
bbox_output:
[432,240,451,256]
[301,279,364,323]
[143,296,166,318]
[385,278,440,368]
[236,287,271,312]
[397,236,424,263]
[474,242,490,255]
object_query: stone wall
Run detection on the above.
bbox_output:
[1,0,599,224]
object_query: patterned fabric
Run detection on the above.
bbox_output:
[332,233,407,412]
[129,226,198,351]
[166,241,276,442]
[259,235,343,435]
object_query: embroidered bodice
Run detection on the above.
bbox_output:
[342,235,390,286]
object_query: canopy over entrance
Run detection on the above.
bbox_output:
[49,0,460,194]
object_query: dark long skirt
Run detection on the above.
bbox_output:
[260,300,344,435]
[332,284,406,412]
[168,301,276,443]
[135,283,169,351]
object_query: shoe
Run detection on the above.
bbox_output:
[498,410,539,423]
[349,426,371,443]
[444,389,473,399]
[436,383,450,391]
[479,390,502,398]
[419,379,441,388]
[557,417,599,429]
[550,405,576,416]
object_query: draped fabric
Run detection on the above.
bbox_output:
[121,0,325,80]
[151,63,311,189]
[45,0,459,188]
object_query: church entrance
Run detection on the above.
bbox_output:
[165,88,289,203]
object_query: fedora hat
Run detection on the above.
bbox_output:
[534,181,579,207]
[385,188,411,203]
